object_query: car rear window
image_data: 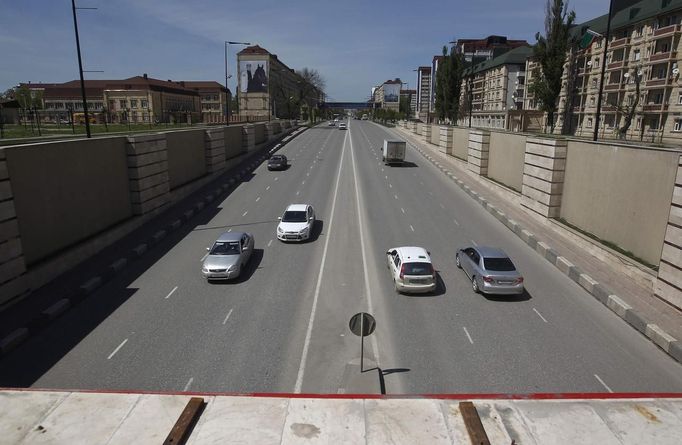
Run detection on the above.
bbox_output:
[403,262,433,275]
[282,210,307,222]
[210,241,239,255]
[483,257,516,271]
[270,156,284,161]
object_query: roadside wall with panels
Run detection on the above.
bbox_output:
[560,141,678,266]
[167,129,206,190]
[488,131,525,192]
[225,126,245,159]
[5,138,131,265]
[254,123,266,145]
[452,127,469,160]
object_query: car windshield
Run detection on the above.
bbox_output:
[282,210,307,222]
[270,156,283,161]
[483,257,516,271]
[403,262,433,275]
[209,241,240,255]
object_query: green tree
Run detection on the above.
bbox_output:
[434,45,464,123]
[434,46,449,122]
[529,0,576,132]
[399,95,411,119]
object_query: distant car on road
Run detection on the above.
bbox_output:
[202,232,255,281]
[339,123,347,130]
[328,121,336,126]
[455,246,524,295]
[386,246,437,294]
[277,204,316,242]
[267,154,288,170]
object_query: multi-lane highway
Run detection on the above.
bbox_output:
[1,120,682,395]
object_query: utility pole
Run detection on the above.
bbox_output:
[593,0,614,141]
[71,0,93,138]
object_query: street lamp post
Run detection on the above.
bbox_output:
[225,41,250,125]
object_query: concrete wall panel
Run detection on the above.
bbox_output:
[254,124,266,145]
[166,129,206,190]
[6,137,131,265]
[452,128,469,160]
[488,131,525,191]
[560,141,678,265]
[430,125,440,145]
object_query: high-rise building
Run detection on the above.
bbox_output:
[416,66,431,121]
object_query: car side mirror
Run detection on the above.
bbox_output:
[206,247,210,251]
[277,216,282,220]
[309,216,314,221]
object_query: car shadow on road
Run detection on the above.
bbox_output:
[267,164,290,172]
[482,289,532,302]
[406,274,446,298]
[209,248,264,285]
[308,219,324,243]
[389,161,418,168]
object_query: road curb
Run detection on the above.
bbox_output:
[404,131,682,366]
[0,126,308,358]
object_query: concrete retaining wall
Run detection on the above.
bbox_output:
[254,123,266,145]
[452,127,469,160]
[488,131,525,191]
[225,126,244,159]
[561,141,677,266]
[656,155,682,309]
[167,129,206,190]
[430,125,440,145]
[5,138,132,266]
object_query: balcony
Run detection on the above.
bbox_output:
[609,37,627,49]
[604,83,621,91]
[649,51,676,62]
[653,24,681,38]
[646,78,668,87]
[607,60,624,70]
[642,103,668,112]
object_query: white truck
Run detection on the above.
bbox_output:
[382,139,406,165]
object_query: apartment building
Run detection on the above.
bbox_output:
[237,45,322,119]
[180,81,230,123]
[416,66,431,120]
[373,79,402,111]
[400,89,417,117]
[430,56,445,118]
[457,46,533,130]
[453,35,529,63]
[555,0,682,144]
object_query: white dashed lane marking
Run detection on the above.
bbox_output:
[107,339,128,360]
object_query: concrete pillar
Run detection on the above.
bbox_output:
[422,124,432,141]
[520,137,567,218]
[242,124,255,152]
[0,150,30,307]
[467,129,490,176]
[439,126,453,154]
[126,134,170,216]
[204,128,226,174]
[655,155,682,310]
[412,122,420,134]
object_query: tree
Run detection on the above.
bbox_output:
[399,95,411,119]
[529,0,576,133]
[296,67,326,123]
[1,88,15,100]
[434,46,449,122]
[607,66,643,139]
[434,45,465,123]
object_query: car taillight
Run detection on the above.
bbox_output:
[482,276,494,283]
[399,264,405,280]
[515,277,524,284]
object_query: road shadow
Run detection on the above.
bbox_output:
[482,288,532,302]
[389,161,418,168]
[192,219,279,232]
[208,248,264,285]
[379,367,410,395]
[308,219,324,243]
[266,164,290,172]
[405,273,447,298]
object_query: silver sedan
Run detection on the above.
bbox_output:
[202,231,254,281]
[455,246,524,295]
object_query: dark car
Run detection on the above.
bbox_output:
[268,154,288,170]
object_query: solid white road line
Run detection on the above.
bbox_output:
[183,377,194,392]
[107,339,128,360]
[267,239,273,247]
[165,286,178,300]
[349,121,380,367]
[275,177,279,181]
[471,240,478,246]
[463,327,474,344]
[294,127,347,394]
[256,196,261,202]
[242,211,248,217]
[594,374,614,393]
[410,225,415,232]
[227,228,232,232]
[394,194,398,200]
[200,252,209,262]
[222,309,234,325]
[533,307,548,323]
[453,218,459,226]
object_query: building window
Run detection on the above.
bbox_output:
[141,99,148,108]
[636,117,641,129]
[650,118,659,130]
[119,99,126,108]
[586,117,593,128]
[590,96,595,106]
[674,119,682,132]
[633,49,640,61]
[678,92,682,104]
[594,57,600,68]
[591,78,598,88]
[130,99,138,108]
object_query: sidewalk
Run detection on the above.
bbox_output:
[393,125,682,365]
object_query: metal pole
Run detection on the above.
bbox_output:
[360,314,364,373]
[71,0,91,138]
[35,106,42,136]
[593,0,614,141]
[225,42,229,125]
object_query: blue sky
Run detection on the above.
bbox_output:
[1,0,609,101]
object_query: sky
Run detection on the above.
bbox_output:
[1,0,610,102]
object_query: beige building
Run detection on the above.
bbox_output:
[181,81,230,123]
[554,0,682,145]
[458,46,533,130]
[373,79,402,111]
[237,45,323,120]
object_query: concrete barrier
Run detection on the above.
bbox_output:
[488,131,525,191]
[167,129,206,190]
[429,125,440,145]
[452,127,469,160]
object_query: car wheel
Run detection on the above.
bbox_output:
[394,279,400,294]
[455,254,461,269]
[472,276,480,294]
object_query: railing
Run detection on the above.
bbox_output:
[607,60,624,70]
[604,84,621,91]
[610,37,627,49]
[653,24,681,38]
[646,78,667,87]
[650,51,676,62]
[642,103,668,112]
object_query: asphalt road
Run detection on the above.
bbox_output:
[1,120,681,395]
